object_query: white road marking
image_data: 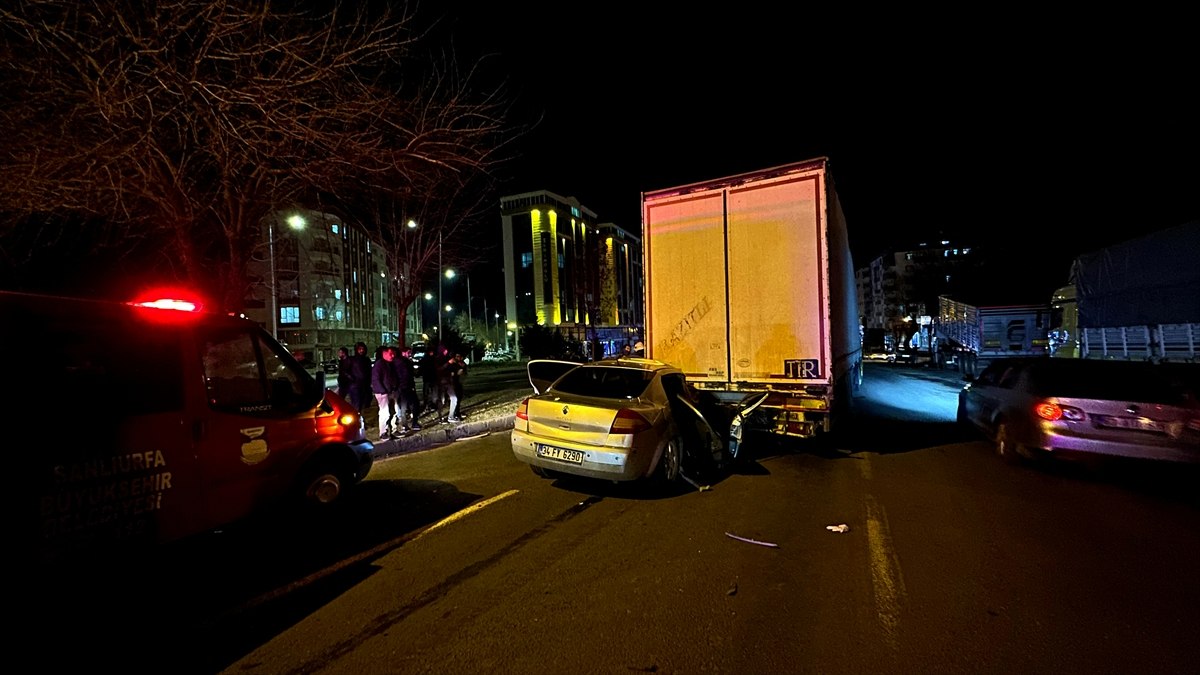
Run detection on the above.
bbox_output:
[228,489,520,615]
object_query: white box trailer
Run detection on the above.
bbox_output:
[641,157,862,447]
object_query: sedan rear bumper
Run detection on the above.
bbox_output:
[1029,423,1200,464]
[511,428,658,481]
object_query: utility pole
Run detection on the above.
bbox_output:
[268,220,277,340]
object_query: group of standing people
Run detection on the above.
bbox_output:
[335,341,467,440]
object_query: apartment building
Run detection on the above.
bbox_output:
[244,208,421,366]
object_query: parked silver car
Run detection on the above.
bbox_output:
[957,357,1200,465]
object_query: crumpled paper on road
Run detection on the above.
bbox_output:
[826,524,850,533]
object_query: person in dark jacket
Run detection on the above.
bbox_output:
[444,352,467,423]
[371,346,401,439]
[346,342,373,411]
[393,346,421,432]
[432,344,454,422]
[419,346,440,415]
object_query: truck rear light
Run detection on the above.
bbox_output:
[610,408,651,434]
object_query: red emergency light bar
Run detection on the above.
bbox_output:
[128,287,205,313]
[130,298,201,312]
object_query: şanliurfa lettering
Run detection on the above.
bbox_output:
[41,450,174,539]
[52,450,168,484]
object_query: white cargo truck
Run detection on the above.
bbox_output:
[641,158,862,454]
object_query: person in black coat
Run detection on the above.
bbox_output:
[419,347,440,415]
[371,346,401,438]
[346,342,373,411]
[443,352,467,423]
[335,346,352,397]
[394,347,421,432]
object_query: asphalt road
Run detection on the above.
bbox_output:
[29,362,1200,674]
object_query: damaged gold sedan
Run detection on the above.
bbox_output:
[511,358,727,489]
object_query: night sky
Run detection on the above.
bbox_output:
[448,5,1198,301]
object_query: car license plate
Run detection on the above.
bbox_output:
[536,444,584,464]
[1095,415,1164,433]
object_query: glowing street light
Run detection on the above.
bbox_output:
[269,214,306,339]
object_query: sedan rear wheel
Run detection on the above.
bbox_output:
[994,422,1023,464]
[654,438,682,484]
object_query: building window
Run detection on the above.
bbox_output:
[331,223,340,234]
[315,306,326,320]
[280,305,300,325]
[522,252,533,268]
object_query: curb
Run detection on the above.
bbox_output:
[373,413,517,461]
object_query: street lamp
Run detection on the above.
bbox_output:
[437,230,444,337]
[442,266,473,333]
[269,214,306,339]
[441,263,455,337]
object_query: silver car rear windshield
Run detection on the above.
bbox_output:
[553,367,655,399]
[1027,361,1198,404]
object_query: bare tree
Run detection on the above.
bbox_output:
[0,0,517,309]
[321,171,500,349]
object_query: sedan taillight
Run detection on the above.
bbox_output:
[516,398,529,421]
[1035,402,1063,421]
[610,408,651,434]
[1035,401,1084,422]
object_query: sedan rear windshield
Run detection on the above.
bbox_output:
[553,366,655,399]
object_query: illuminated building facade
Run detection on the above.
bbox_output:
[500,190,644,357]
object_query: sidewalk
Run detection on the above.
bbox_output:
[360,386,529,461]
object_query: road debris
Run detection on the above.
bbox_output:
[725,532,779,548]
[681,474,711,491]
[826,524,851,533]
